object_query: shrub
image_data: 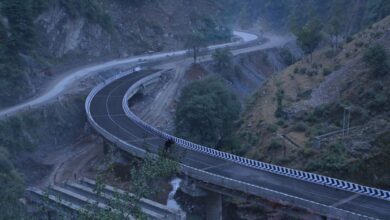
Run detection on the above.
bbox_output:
[212,48,233,73]
[368,94,387,111]
[355,41,364,47]
[276,120,285,127]
[346,36,354,43]
[301,147,316,157]
[363,44,388,76]
[262,54,269,64]
[322,68,332,76]
[306,144,348,173]
[269,139,283,150]
[297,89,312,100]
[280,47,295,65]
[275,89,285,118]
[267,124,278,133]
[324,49,334,58]
[307,70,317,76]
[293,122,308,132]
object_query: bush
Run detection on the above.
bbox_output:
[261,54,269,65]
[322,68,332,76]
[306,144,348,173]
[363,44,388,76]
[346,36,354,43]
[267,124,278,133]
[324,49,334,58]
[297,89,312,100]
[371,31,383,39]
[292,122,308,132]
[276,120,285,127]
[212,48,233,73]
[275,89,285,118]
[355,41,364,47]
[368,94,387,111]
[374,131,390,152]
[307,70,317,76]
[269,139,283,150]
[175,76,241,147]
[279,47,295,65]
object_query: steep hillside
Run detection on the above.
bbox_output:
[238,0,390,34]
[238,16,390,189]
[0,0,231,108]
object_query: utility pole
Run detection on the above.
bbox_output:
[342,107,351,139]
[342,108,346,138]
[282,136,287,158]
[346,108,351,136]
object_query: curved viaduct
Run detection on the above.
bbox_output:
[86,32,390,220]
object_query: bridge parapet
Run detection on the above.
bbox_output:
[118,68,390,202]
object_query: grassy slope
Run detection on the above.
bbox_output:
[237,16,390,189]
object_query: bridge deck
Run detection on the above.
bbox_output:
[89,71,390,219]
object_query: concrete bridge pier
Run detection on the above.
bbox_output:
[206,192,222,220]
[180,177,223,220]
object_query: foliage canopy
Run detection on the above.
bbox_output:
[175,76,241,148]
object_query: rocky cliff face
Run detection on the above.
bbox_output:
[36,5,110,58]
[35,0,227,60]
[0,0,230,108]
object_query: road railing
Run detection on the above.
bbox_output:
[86,68,379,219]
[119,69,390,202]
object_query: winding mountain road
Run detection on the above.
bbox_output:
[2,30,389,219]
[0,31,257,118]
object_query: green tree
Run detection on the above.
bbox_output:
[274,89,285,118]
[175,76,241,148]
[212,48,233,73]
[363,44,388,76]
[294,20,322,62]
[184,31,207,64]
